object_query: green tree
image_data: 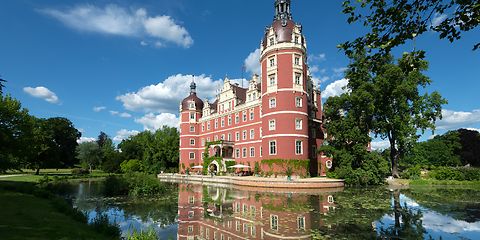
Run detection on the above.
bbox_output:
[0,95,32,171]
[0,76,6,95]
[341,0,480,56]
[76,141,101,172]
[44,117,81,167]
[456,128,480,166]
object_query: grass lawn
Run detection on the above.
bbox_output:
[0,169,111,183]
[0,187,111,240]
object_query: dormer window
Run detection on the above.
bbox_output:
[294,36,299,44]
[269,37,274,46]
[189,101,195,109]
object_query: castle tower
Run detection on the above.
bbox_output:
[260,0,311,167]
[179,77,204,172]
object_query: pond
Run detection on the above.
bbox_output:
[66,180,480,239]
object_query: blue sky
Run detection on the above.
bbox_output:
[1,0,479,147]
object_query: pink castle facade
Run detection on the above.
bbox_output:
[179,0,330,177]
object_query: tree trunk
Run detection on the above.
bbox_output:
[35,167,40,175]
[390,147,400,178]
[393,190,401,236]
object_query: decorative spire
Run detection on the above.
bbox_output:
[190,75,196,94]
[274,0,292,26]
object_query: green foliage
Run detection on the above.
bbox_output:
[127,228,158,240]
[428,167,480,181]
[118,126,179,174]
[401,165,421,180]
[76,141,102,171]
[341,0,480,58]
[103,173,171,197]
[90,213,121,238]
[254,162,261,175]
[260,159,309,177]
[71,168,90,175]
[121,159,143,173]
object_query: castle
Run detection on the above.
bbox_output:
[179,0,329,177]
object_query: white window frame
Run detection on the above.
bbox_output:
[189,152,195,159]
[250,129,255,139]
[242,111,247,122]
[221,118,225,127]
[269,140,277,155]
[242,130,247,140]
[295,119,303,130]
[296,97,302,107]
[295,73,302,85]
[269,119,276,131]
[190,112,195,120]
[269,98,276,108]
[235,114,239,124]
[228,116,232,126]
[236,132,240,141]
[297,216,305,230]
[235,149,240,158]
[250,110,254,120]
[270,215,279,231]
[250,147,255,157]
[295,140,303,155]
[269,74,276,86]
[242,148,247,158]
[190,125,195,132]
[190,139,195,146]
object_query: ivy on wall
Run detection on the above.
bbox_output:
[260,159,310,177]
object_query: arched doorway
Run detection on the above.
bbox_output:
[209,161,219,174]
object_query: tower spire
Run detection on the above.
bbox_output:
[274,0,292,25]
[190,75,196,94]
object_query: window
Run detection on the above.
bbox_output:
[297,217,305,230]
[260,127,263,137]
[269,37,274,46]
[295,140,303,155]
[269,119,276,130]
[221,118,225,127]
[190,125,195,132]
[188,211,194,219]
[188,225,194,233]
[202,124,205,132]
[189,196,195,204]
[250,206,256,217]
[269,58,275,67]
[250,147,255,157]
[236,132,240,141]
[260,147,263,157]
[269,141,277,155]
[243,111,247,122]
[228,133,232,141]
[207,122,211,130]
[235,149,240,158]
[214,135,218,141]
[296,97,302,107]
[228,116,232,125]
[190,112,195,120]
[295,119,303,130]
[269,98,276,108]
[294,36,299,44]
[207,137,210,142]
[250,129,255,139]
[295,73,302,85]
[242,148,247,158]
[243,223,248,233]
[236,221,240,231]
[201,138,205,146]
[221,134,225,140]
[269,75,276,86]
[294,56,300,65]
[189,102,195,109]
[189,152,195,159]
[214,119,218,129]
[250,110,254,120]
[190,139,195,146]
[251,225,256,237]
[270,215,279,231]
[235,114,239,124]
[242,130,247,140]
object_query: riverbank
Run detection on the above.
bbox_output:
[158,173,344,190]
[387,178,480,187]
[0,169,111,183]
[0,181,114,240]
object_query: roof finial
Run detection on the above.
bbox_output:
[274,0,292,25]
[190,75,196,94]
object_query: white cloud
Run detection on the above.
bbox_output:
[77,137,96,144]
[93,106,106,112]
[113,129,140,142]
[431,13,447,28]
[436,109,480,130]
[333,67,348,74]
[40,4,193,48]
[109,111,132,118]
[23,86,59,104]
[135,113,179,130]
[244,48,261,75]
[322,78,349,99]
[371,140,390,150]
[140,40,148,46]
[309,53,326,62]
[116,74,221,113]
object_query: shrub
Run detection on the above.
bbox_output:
[120,159,143,173]
[103,175,130,197]
[428,167,480,181]
[127,228,158,240]
[72,168,90,175]
[104,173,167,197]
[401,165,421,180]
[91,213,121,238]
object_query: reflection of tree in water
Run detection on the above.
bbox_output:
[378,190,426,239]
[404,187,480,223]
[120,196,179,227]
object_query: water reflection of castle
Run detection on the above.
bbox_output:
[177,183,336,240]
